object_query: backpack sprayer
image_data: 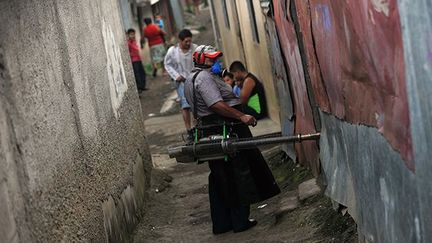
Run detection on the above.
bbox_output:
[167,122,320,163]
[170,61,320,163]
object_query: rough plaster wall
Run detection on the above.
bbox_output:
[211,1,246,69]
[0,0,151,242]
[0,47,32,243]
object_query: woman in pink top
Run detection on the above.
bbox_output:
[142,18,167,77]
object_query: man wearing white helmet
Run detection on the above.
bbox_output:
[184,45,280,235]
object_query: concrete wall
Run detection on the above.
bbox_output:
[211,0,246,65]
[235,0,280,123]
[210,0,281,123]
[0,0,152,242]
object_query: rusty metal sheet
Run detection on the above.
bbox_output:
[293,0,331,112]
[271,0,432,241]
[264,14,296,160]
[273,0,320,175]
[307,0,413,169]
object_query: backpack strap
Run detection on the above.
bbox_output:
[191,70,202,120]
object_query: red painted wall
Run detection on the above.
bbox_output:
[273,0,413,170]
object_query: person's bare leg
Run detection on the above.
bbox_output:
[161,63,167,76]
[182,109,192,131]
[152,63,158,77]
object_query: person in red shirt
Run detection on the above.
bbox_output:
[127,29,147,92]
[142,18,167,77]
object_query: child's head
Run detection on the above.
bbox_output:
[127,29,136,40]
[222,69,235,86]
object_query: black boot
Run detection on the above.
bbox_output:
[233,219,257,233]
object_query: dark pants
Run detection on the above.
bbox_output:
[201,109,280,234]
[209,173,250,234]
[132,61,146,91]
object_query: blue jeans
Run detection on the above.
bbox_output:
[175,81,191,109]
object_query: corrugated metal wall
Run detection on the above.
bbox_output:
[271,0,432,242]
[398,0,432,241]
[263,11,296,160]
[273,0,320,175]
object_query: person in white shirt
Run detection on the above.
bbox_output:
[164,29,198,140]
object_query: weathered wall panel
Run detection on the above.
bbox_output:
[264,12,296,159]
[398,0,432,241]
[271,0,432,242]
[320,112,419,243]
[309,0,413,169]
[294,1,330,112]
[273,0,320,175]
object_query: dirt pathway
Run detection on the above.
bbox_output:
[132,142,357,242]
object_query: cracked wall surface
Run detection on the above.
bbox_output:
[0,0,152,242]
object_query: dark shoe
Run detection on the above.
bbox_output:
[233,219,257,233]
[152,68,157,77]
[138,88,148,94]
[186,129,194,143]
[213,227,232,235]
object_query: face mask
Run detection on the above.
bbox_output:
[211,60,222,74]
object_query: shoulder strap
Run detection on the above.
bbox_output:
[191,70,202,120]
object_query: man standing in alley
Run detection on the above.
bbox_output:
[229,61,268,120]
[127,28,147,93]
[142,17,166,77]
[184,45,280,235]
[164,29,197,141]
